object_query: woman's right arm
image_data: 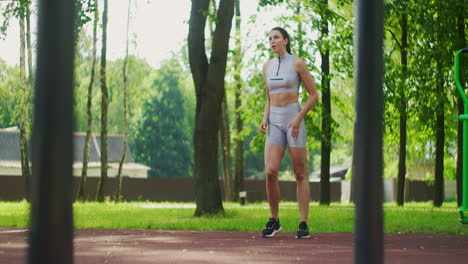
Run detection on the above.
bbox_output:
[259,62,270,134]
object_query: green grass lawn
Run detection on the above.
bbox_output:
[0,201,467,234]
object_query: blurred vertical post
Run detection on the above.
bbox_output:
[28,0,75,263]
[353,0,384,263]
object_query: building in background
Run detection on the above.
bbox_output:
[0,128,149,178]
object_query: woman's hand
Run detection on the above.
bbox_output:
[288,117,302,139]
[259,120,268,134]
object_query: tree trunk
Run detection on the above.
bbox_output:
[456,0,466,207]
[220,97,233,201]
[214,0,233,202]
[188,0,234,216]
[19,14,31,200]
[233,0,244,201]
[116,0,131,203]
[397,7,408,206]
[434,62,444,207]
[26,7,33,87]
[96,0,109,202]
[320,0,331,205]
[296,4,304,57]
[78,0,99,201]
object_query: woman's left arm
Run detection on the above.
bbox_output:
[295,58,318,121]
[289,57,318,138]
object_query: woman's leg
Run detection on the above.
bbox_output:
[265,143,285,219]
[289,147,309,222]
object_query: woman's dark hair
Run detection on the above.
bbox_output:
[271,27,292,54]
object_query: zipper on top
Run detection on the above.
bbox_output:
[276,56,281,76]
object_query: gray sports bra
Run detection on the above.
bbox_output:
[266,53,300,94]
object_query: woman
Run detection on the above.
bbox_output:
[259,27,318,238]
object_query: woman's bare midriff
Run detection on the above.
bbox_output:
[270,93,299,106]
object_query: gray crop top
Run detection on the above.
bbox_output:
[265,53,300,94]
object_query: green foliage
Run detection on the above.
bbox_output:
[0,59,20,127]
[258,0,285,7]
[0,61,31,134]
[443,155,457,180]
[72,28,195,178]
[201,8,218,25]
[0,2,14,40]
[132,58,194,178]
[382,0,462,184]
[0,0,35,41]
[75,0,97,30]
[73,31,153,135]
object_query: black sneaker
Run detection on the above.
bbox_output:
[261,217,282,237]
[295,221,310,239]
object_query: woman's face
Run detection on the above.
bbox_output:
[269,30,287,53]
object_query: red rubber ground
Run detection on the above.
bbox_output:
[1,227,467,263]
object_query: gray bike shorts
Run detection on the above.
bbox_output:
[266,102,307,148]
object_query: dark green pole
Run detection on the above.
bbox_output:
[28,0,76,263]
[455,48,468,224]
[353,0,384,263]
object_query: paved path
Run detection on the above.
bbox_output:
[1,227,468,263]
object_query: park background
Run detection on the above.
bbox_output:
[0,0,467,209]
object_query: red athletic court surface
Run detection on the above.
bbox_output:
[0,227,467,263]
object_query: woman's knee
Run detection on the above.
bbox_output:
[265,168,279,182]
[293,166,307,182]
[295,174,308,183]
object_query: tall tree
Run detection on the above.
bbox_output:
[319,0,331,205]
[188,0,235,215]
[18,1,31,200]
[115,0,132,202]
[385,0,409,206]
[410,0,457,207]
[432,0,452,207]
[210,0,234,202]
[25,3,32,87]
[96,0,109,202]
[434,54,445,207]
[396,1,408,207]
[77,0,98,201]
[25,1,33,199]
[233,0,244,201]
[456,0,466,207]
